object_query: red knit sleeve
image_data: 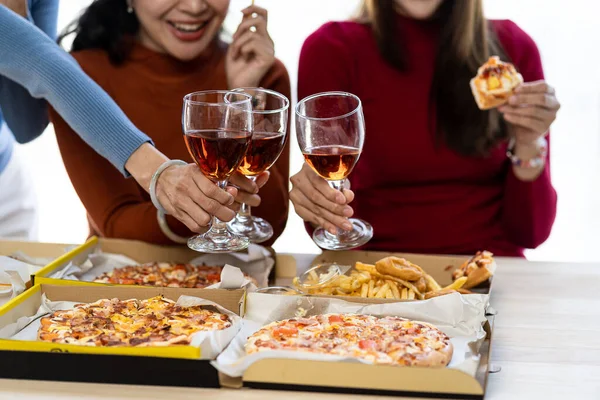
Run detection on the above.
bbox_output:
[494,20,558,248]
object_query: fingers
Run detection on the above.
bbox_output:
[234,191,261,207]
[498,105,556,122]
[508,93,560,110]
[302,164,349,205]
[190,169,235,206]
[514,80,555,95]
[290,188,353,233]
[229,172,259,193]
[510,81,560,111]
[502,113,549,134]
[171,196,212,232]
[233,14,268,39]
[158,164,237,229]
[255,171,270,187]
[241,4,268,22]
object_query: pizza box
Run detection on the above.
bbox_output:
[272,249,494,303]
[0,283,245,388]
[31,236,291,288]
[222,291,495,399]
[0,239,80,289]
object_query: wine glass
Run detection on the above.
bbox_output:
[182,90,253,253]
[295,91,373,250]
[227,88,289,243]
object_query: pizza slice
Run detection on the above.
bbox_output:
[470,56,523,110]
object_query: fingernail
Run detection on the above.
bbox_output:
[508,96,517,105]
[343,207,353,217]
[342,222,353,231]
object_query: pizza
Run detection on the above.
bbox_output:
[246,314,452,367]
[452,250,494,289]
[470,56,523,110]
[38,295,231,347]
[94,263,255,288]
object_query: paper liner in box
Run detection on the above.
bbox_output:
[212,292,487,377]
[0,293,242,359]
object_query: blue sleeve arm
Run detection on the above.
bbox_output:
[0,1,60,143]
[0,6,153,175]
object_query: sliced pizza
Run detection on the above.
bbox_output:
[245,314,452,367]
[38,295,231,347]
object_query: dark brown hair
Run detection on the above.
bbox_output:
[357,0,508,156]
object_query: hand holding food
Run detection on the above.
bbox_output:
[498,80,560,146]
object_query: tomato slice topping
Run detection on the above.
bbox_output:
[328,315,343,324]
[273,326,298,337]
[358,340,377,350]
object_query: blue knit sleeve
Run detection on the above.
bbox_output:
[0,6,153,175]
[0,1,59,143]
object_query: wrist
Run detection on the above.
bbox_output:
[507,137,547,169]
[125,143,169,192]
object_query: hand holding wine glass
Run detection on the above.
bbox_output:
[294,91,372,250]
[182,90,253,253]
[227,87,289,243]
[290,163,355,234]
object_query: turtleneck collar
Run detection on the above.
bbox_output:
[126,37,223,78]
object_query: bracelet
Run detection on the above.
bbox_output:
[149,160,188,214]
[156,210,189,244]
[506,137,548,168]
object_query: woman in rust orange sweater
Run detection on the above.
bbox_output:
[50,0,290,246]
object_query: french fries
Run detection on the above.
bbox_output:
[294,252,490,301]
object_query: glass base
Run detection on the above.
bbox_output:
[312,218,373,251]
[228,216,273,244]
[187,230,249,253]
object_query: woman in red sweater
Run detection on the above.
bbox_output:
[291,0,560,257]
[50,0,290,246]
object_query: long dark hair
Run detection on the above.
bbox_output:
[357,0,508,156]
[58,0,139,65]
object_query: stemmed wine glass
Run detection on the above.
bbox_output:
[227,88,289,243]
[295,91,373,250]
[182,90,253,253]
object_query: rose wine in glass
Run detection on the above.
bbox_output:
[296,91,373,250]
[227,88,289,244]
[182,90,253,253]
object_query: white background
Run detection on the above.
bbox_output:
[14,0,600,261]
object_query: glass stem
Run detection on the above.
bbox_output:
[210,180,229,236]
[238,176,256,221]
[327,179,347,238]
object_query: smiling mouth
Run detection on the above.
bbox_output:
[167,21,209,33]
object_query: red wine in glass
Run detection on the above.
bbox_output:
[302,145,361,181]
[295,91,373,251]
[227,88,290,244]
[238,131,286,176]
[184,129,251,181]
[182,90,253,253]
